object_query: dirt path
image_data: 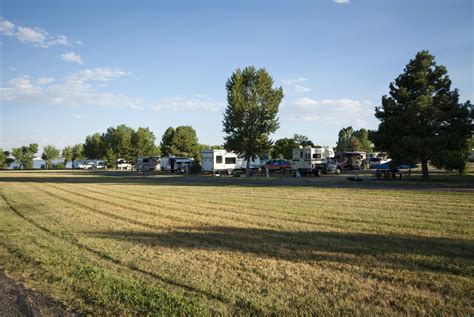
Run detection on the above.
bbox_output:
[0,270,74,317]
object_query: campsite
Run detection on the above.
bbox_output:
[1,0,473,315]
[1,169,473,315]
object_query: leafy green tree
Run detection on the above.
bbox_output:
[0,150,7,169]
[84,133,104,159]
[223,66,283,175]
[335,126,355,152]
[42,145,60,169]
[102,124,134,161]
[105,147,115,167]
[335,127,372,153]
[271,138,298,160]
[1,150,14,169]
[12,144,38,169]
[72,143,85,166]
[160,127,175,157]
[131,127,159,159]
[372,50,472,178]
[352,129,373,153]
[292,134,314,147]
[62,146,73,167]
[170,126,199,158]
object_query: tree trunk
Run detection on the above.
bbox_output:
[421,159,429,180]
[246,157,251,177]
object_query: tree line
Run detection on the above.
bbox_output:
[221,52,472,178]
[1,51,472,178]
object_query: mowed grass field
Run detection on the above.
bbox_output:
[0,171,473,315]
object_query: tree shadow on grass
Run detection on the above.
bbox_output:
[92,227,474,276]
[1,171,473,190]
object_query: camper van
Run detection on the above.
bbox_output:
[136,156,160,172]
[201,149,238,174]
[160,156,193,173]
[292,146,341,176]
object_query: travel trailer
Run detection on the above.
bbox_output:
[201,149,238,174]
[335,151,367,170]
[292,146,341,176]
[136,156,161,172]
[160,156,193,173]
[116,158,133,170]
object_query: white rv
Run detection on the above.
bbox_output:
[201,149,238,174]
[160,156,193,173]
[116,159,133,170]
[136,156,161,172]
[292,146,341,176]
[235,156,264,170]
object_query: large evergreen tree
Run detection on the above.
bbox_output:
[223,66,283,174]
[372,50,472,178]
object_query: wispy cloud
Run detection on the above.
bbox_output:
[154,96,224,112]
[282,77,311,94]
[283,97,374,128]
[0,68,143,109]
[0,69,223,113]
[61,51,84,64]
[0,17,71,48]
[36,77,55,85]
[334,0,350,4]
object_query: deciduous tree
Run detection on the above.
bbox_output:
[42,145,60,169]
[223,66,283,175]
[170,126,199,158]
[84,133,104,159]
[160,127,175,157]
[12,144,38,169]
[62,146,73,167]
[72,144,85,167]
[132,127,159,158]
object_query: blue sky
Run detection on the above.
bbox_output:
[1,0,472,152]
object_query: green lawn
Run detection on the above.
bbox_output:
[0,171,473,315]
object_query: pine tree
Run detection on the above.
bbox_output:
[372,51,472,178]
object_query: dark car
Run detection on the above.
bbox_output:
[265,159,292,171]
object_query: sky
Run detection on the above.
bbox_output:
[0,0,473,152]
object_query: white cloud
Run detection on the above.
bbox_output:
[334,0,350,3]
[16,26,47,45]
[0,17,72,48]
[52,35,68,45]
[282,77,311,94]
[61,51,84,64]
[283,97,374,128]
[68,68,126,83]
[36,77,55,85]
[0,68,143,109]
[0,18,15,36]
[0,68,224,113]
[154,96,224,112]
